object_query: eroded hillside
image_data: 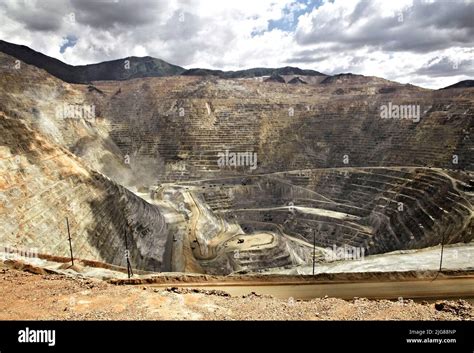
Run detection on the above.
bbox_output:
[0,51,473,274]
[0,113,172,271]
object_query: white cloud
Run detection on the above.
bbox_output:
[0,0,472,88]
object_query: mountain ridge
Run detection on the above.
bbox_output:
[440,80,474,90]
[1,39,471,89]
[0,39,186,83]
[0,39,328,84]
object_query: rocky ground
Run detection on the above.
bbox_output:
[0,264,472,321]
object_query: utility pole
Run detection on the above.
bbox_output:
[312,229,316,276]
[66,217,74,266]
[439,234,445,272]
[124,231,133,278]
[433,232,445,281]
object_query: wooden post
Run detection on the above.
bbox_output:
[124,230,133,278]
[438,233,445,273]
[312,229,316,276]
[66,217,74,266]
[433,232,445,281]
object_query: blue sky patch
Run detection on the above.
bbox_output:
[268,0,323,32]
[60,35,78,54]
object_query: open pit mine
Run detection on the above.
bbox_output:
[0,40,473,280]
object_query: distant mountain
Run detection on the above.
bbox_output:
[273,66,325,76]
[264,73,286,83]
[288,76,307,84]
[440,80,474,90]
[0,40,327,83]
[0,40,185,83]
[320,73,361,84]
[320,73,398,87]
[182,66,326,78]
[0,40,77,82]
[180,68,225,77]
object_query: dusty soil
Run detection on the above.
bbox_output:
[0,264,472,321]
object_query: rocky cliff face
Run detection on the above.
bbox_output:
[0,48,472,274]
[80,70,473,179]
[0,113,172,271]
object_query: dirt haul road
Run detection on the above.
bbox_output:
[147,276,474,302]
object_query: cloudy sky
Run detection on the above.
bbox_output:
[0,0,472,88]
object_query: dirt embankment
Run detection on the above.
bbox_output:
[0,263,472,321]
[108,269,474,285]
